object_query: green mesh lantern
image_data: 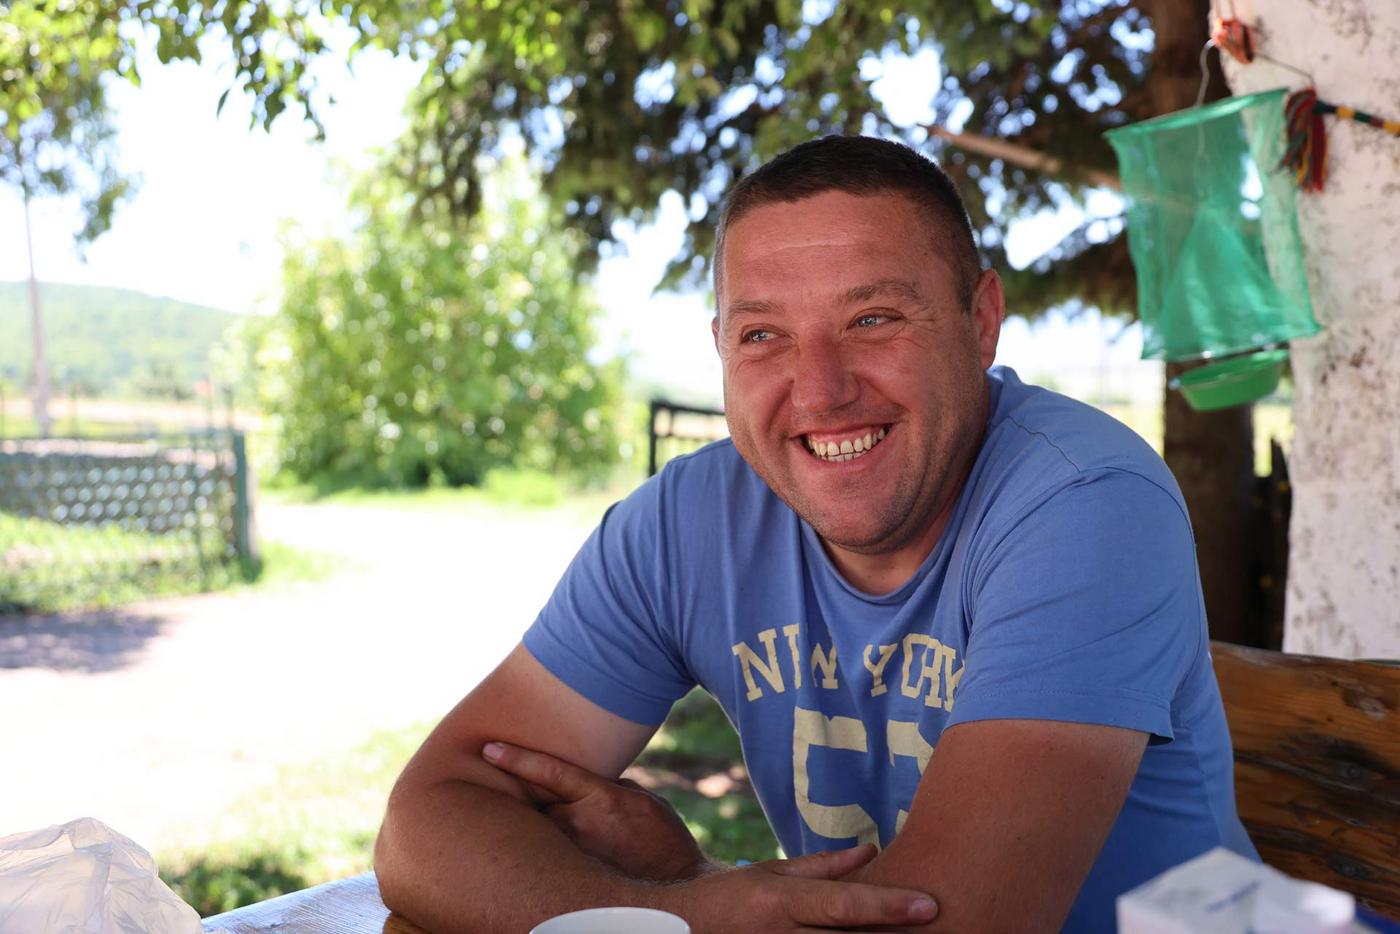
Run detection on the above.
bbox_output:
[1105,88,1320,407]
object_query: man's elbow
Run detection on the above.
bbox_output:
[374,772,448,915]
[373,792,412,914]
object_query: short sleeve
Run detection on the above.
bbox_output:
[523,479,695,725]
[947,470,1204,742]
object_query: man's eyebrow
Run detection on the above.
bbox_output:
[724,298,780,318]
[842,278,927,306]
[725,279,925,319]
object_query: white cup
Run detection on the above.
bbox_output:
[529,906,691,934]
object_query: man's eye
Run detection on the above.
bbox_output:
[741,329,774,344]
[855,314,888,328]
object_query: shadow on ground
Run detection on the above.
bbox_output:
[0,609,167,672]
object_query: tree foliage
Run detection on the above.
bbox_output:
[1,0,135,243]
[377,0,1159,307]
[253,158,626,488]
[63,1,1175,310]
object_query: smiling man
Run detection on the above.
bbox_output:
[375,136,1257,933]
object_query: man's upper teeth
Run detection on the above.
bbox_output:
[808,428,886,460]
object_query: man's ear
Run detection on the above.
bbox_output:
[711,315,721,355]
[970,269,1005,370]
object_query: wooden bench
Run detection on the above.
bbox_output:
[1212,640,1400,919]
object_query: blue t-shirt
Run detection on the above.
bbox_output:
[525,366,1257,932]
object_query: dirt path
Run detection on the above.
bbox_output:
[0,499,597,852]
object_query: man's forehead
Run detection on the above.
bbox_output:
[714,189,968,316]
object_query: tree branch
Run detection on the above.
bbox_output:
[924,125,1122,191]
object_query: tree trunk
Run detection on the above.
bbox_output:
[1223,0,1400,658]
[22,190,53,438]
[1145,0,1264,646]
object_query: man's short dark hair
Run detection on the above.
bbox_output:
[715,135,983,308]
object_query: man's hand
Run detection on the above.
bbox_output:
[483,740,713,881]
[668,847,937,933]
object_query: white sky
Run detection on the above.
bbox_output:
[0,30,1163,408]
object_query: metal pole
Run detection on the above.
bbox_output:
[22,191,52,438]
[231,430,259,567]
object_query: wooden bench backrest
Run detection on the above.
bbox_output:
[1211,640,1400,919]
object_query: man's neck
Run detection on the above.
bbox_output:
[822,505,956,596]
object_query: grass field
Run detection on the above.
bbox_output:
[261,466,634,528]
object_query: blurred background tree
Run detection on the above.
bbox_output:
[251,156,625,489]
[1,1,137,436]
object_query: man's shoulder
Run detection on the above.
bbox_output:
[983,367,1182,502]
[613,438,785,534]
[657,436,746,476]
[650,438,774,503]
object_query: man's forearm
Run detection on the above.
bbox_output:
[375,777,665,932]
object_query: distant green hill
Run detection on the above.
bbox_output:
[0,282,237,399]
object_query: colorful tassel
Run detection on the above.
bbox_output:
[1282,89,1328,192]
[1281,89,1400,193]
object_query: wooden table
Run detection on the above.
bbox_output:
[202,872,426,933]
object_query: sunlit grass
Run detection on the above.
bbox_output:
[261,466,642,528]
[160,723,430,916]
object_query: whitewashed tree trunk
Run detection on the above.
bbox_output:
[1223,1,1400,658]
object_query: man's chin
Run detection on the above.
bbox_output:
[801,512,908,556]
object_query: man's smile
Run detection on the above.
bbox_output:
[801,425,891,462]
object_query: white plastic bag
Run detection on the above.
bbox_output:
[0,817,202,934]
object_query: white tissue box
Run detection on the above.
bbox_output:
[1117,847,1367,934]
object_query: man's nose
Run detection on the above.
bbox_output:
[789,338,860,416]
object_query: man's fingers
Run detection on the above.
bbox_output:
[767,844,879,879]
[786,880,938,929]
[481,741,602,804]
[764,851,937,929]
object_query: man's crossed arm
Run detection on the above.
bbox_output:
[374,645,939,933]
[374,644,1145,932]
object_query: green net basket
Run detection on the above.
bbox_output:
[1105,88,1320,361]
